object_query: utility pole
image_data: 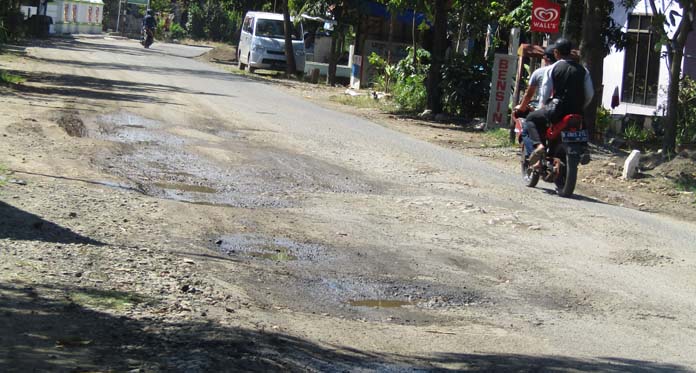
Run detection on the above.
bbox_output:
[116,0,122,32]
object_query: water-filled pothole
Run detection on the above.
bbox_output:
[349,299,415,308]
[249,248,297,261]
[154,182,216,194]
[216,234,323,262]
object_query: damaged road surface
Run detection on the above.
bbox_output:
[1,38,696,371]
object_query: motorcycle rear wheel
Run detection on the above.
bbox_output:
[520,145,539,187]
[555,153,579,197]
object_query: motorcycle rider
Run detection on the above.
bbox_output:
[525,38,594,166]
[142,9,156,46]
[515,45,557,159]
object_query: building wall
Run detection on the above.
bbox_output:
[48,0,104,34]
[602,0,674,117]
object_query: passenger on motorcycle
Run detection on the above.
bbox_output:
[515,45,556,159]
[524,39,594,167]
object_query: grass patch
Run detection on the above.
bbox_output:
[483,128,514,148]
[330,94,392,110]
[0,70,25,85]
[675,173,696,192]
[70,289,146,312]
[0,164,8,187]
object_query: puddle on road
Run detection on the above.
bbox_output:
[89,110,381,209]
[97,111,160,129]
[349,299,414,308]
[216,234,323,262]
[153,182,216,194]
[249,247,298,261]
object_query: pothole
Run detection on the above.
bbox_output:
[610,249,673,266]
[311,277,482,311]
[249,247,298,262]
[57,112,86,137]
[215,234,323,262]
[89,110,382,208]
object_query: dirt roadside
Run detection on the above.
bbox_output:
[1,39,695,372]
[201,45,696,223]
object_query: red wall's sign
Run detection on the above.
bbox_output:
[531,0,561,33]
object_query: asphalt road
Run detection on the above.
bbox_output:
[17,37,696,369]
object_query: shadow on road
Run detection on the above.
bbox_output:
[1,67,235,106]
[0,281,687,372]
[0,200,104,245]
[26,54,245,83]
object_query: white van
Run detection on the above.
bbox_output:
[237,12,305,73]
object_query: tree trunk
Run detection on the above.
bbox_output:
[580,0,604,142]
[663,45,683,155]
[282,0,296,77]
[412,7,417,67]
[653,0,694,155]
[387,13,397,64]
[327,5,343,86]
[562,0,573,38]
[426,0,447,113]
[327,29,338,85]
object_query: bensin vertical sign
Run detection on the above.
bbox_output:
[531,0,561,33]
[486,54,517,128]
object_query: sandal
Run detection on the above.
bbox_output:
[528,146,545,168]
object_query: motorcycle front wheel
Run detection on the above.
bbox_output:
[555,152,579,197]
[520,145,539,187]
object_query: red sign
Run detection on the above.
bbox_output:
[531,0,561,33]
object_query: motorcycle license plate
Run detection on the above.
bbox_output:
[562,130,588,143]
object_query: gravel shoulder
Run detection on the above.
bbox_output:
[1,38,696,372]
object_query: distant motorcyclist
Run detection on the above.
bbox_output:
[143,9,156,31]
[141,9,156,48]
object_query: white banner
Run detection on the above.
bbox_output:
[486,54,518,128]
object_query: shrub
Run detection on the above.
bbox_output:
[368,47,429,112]
[169,23,187,40]
[624,121,650,143]
[393,72,427,112]
[392,47,429,112]
[186,3,206,39]
[677,76,696,145]
[596,106,611,136]
[368,52,396,93]
[440,53,491,118]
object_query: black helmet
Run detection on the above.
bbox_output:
[147,9,153,15]
[554,38,573,56]
[544,45,556,63]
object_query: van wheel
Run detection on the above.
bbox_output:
[246,54,256,73]
[237,51,246,70]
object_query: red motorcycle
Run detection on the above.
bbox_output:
[513,105,591,197]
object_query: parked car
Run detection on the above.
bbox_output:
[237,11,305,73]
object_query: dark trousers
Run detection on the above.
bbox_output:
[522,110,548,156]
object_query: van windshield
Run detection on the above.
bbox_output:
[255,19,302,40]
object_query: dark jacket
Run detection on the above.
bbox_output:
[143,15,156,29]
